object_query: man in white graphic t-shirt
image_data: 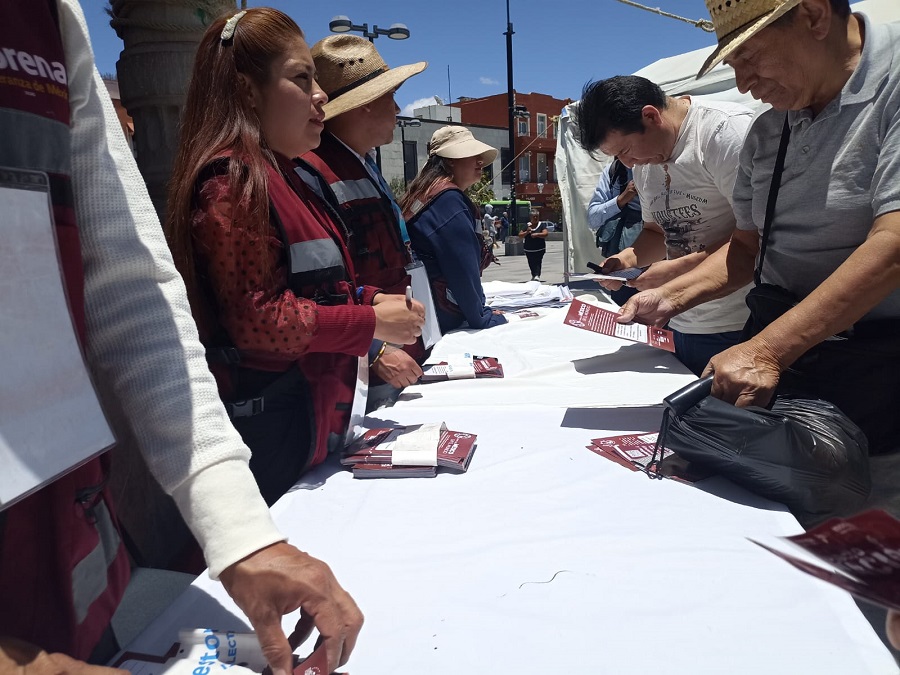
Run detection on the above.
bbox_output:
[576,75,753,375]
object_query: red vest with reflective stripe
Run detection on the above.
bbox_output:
[302,134,426,370]
[303,133,412,294]
[0,0,130,658]
[274,157,363,462]
[201,156,364,464]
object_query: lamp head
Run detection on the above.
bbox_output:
[387,23,410,40]
[329,15,352,32]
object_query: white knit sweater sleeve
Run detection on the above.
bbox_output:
[59,0,286,578]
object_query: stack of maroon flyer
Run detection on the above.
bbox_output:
[587,432,669,474]
[420,354,504,382]
[342,424,478,479]
[587,432,708,483]
[751,510,900,611]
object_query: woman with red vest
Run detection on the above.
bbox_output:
[166,8,424,505]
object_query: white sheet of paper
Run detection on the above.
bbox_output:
[390,422,445,466]
[0,171,114,509]
[613,322,649,342]
[407,261,441,349]
[343,355,369,447]
[570,273,630,282]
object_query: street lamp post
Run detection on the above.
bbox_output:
[504,0,517,238]
[329,15,410,42]
[329,15,411,169]
[396,118,422,188]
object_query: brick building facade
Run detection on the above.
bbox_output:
[452,91,572,222]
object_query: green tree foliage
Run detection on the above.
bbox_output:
[465,174,495,207]
[388,176,407,202]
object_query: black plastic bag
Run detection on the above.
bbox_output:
[656,377,871,521]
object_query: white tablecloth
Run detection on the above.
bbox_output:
[125,304,897,674]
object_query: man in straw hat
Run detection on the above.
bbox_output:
[575,75,754,376]
[617,0,900,455]
[302,34,427,406]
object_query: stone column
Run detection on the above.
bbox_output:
[110,0,235,218]
[106,1,235,570]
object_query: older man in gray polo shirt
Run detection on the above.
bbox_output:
[617,0,900,453]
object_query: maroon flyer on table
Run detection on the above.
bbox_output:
[563,299,675,352]
[750,510,900,611]
[590,432,672,468]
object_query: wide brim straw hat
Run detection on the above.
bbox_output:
[697,0,802,78]
[312,34,427,121]
[428,126,499,165]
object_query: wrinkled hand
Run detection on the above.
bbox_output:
[597,250,638,291]
[701,338,781,408]
[219,543,363,675]
[0,638,125,675]
[628,258,690,292]
[371,346,423,387]
[616,288,679,328]
[373,297,424,344]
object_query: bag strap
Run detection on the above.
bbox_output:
[755,115,791,286]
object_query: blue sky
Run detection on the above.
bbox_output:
[83,1,719,116]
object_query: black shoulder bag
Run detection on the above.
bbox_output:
[742,116,798,331]
[742,116,900,454]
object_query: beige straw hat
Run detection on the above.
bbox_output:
[697,0,802,78]
[428,126,499,165]
[311,35,427,121]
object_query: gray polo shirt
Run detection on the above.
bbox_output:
[733,13,900,320]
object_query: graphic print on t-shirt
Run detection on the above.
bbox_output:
[649,163,709,258]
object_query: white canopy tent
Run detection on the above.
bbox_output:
[557,0,900,279]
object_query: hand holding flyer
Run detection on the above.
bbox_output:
[563,298,675,352]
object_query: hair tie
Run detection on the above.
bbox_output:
[220,10,247,42]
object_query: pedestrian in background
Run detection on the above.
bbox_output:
[520,218,549,281]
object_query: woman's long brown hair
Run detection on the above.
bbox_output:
[165,7,305,309]
[398,154,455,217]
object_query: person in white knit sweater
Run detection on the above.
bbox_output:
[0,1,361,673]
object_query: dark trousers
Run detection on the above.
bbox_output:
[672,329,744,377]
[230,371,314,505]
[525,249,545,278]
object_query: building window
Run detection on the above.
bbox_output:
[549,117,556,139]
[518,155,530,182]
[537,153,547,183]
[517,117,528,136]
[482,160,494,183]
[537,113,547,138]
[402,141,417,184]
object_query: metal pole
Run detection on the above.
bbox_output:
[505,0,517,238]
[400,123,407,187]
